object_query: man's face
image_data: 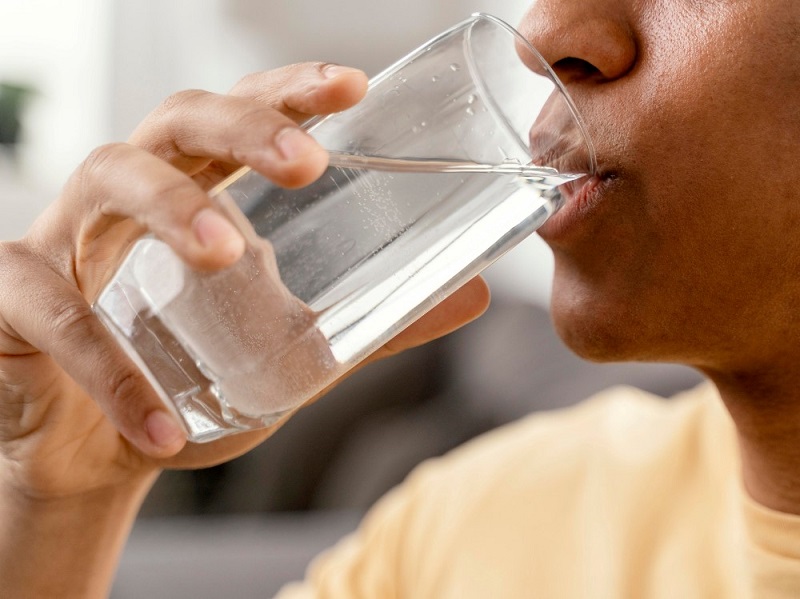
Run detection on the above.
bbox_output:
[521,0,800,371]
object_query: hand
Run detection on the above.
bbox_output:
[0,63,490,501]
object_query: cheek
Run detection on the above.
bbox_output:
[611,1,799,275]
[640,1,799,184]
[547,1,800,363]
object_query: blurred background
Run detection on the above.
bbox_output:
[0,1,702,597]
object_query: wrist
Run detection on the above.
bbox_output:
[0,470,159,598]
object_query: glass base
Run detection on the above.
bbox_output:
[94,274,286,443]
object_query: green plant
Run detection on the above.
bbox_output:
[0,82,35,147]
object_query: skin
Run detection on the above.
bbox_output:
[0,0,798,594]
[520,0,800,512]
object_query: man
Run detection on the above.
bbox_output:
[0,0,798,596]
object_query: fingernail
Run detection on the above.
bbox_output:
[322,64,363,79]
[145,409,185,449]
[192,208,243,250]
[276,127,320,161]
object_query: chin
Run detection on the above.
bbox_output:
[549,280,661,365]
[551,304,633,363]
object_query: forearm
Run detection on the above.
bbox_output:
[0,473,158,599]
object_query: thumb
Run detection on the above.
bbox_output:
[0,243,187,457]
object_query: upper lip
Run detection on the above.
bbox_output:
[559,172,605,205]
[527,92,597,177]
[533,168,614,242]
[528,121,598,182]
[528,132,610,218]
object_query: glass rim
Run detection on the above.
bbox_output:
[466,13,597,175]
[218,12,599,197]
[351,12,597,175]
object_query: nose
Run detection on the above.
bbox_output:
[518,1,637,84]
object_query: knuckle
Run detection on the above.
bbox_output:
[145,176,204,216]
[156,89,208,117]
[276,61,326,80]
[148,172,192,199]
[0,242,34,285]
[232,63,321,101]
[306,61,329,76]
[295,61,327,74]
[137,90,215,163]
[231,71,267,96]
[78,143,128,186]
[57,143,129,219]
[237,105,285,133]
[0,239,24,264]
[105,367,146,412]
[48,299,97,345]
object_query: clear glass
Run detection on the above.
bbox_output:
[93,13,596,442]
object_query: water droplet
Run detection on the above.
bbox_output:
[420,121,427,128]
[337,239,357,254]
[467,94,477,105]
[431,75,439,83]
[449,63,460,72]
[465,107,475,116]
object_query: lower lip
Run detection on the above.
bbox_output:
[537,174,614,241]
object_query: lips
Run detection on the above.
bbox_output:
[526,135,612,242]
[537,170,616,241]
[527,126,609,241]
[528,122,595,177]
[525,90,610,240]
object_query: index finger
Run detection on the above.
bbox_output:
[229,62,370,120]
[129,62,368,181]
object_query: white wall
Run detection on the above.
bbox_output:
[0,0,111,238]
[108,0,533,139]
[0,1,111,187]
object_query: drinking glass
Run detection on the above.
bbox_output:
[93,13,596,442]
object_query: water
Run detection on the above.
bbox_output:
[94,155,582,441]
[326,151,577,181]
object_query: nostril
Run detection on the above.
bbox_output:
[551,57,602,84]
[519,8,638,84]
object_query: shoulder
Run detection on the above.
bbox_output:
[278,383,738,598]
[412,382,730,488]
[392,381,738,549]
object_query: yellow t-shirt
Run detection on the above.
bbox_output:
[277,383,800,598]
